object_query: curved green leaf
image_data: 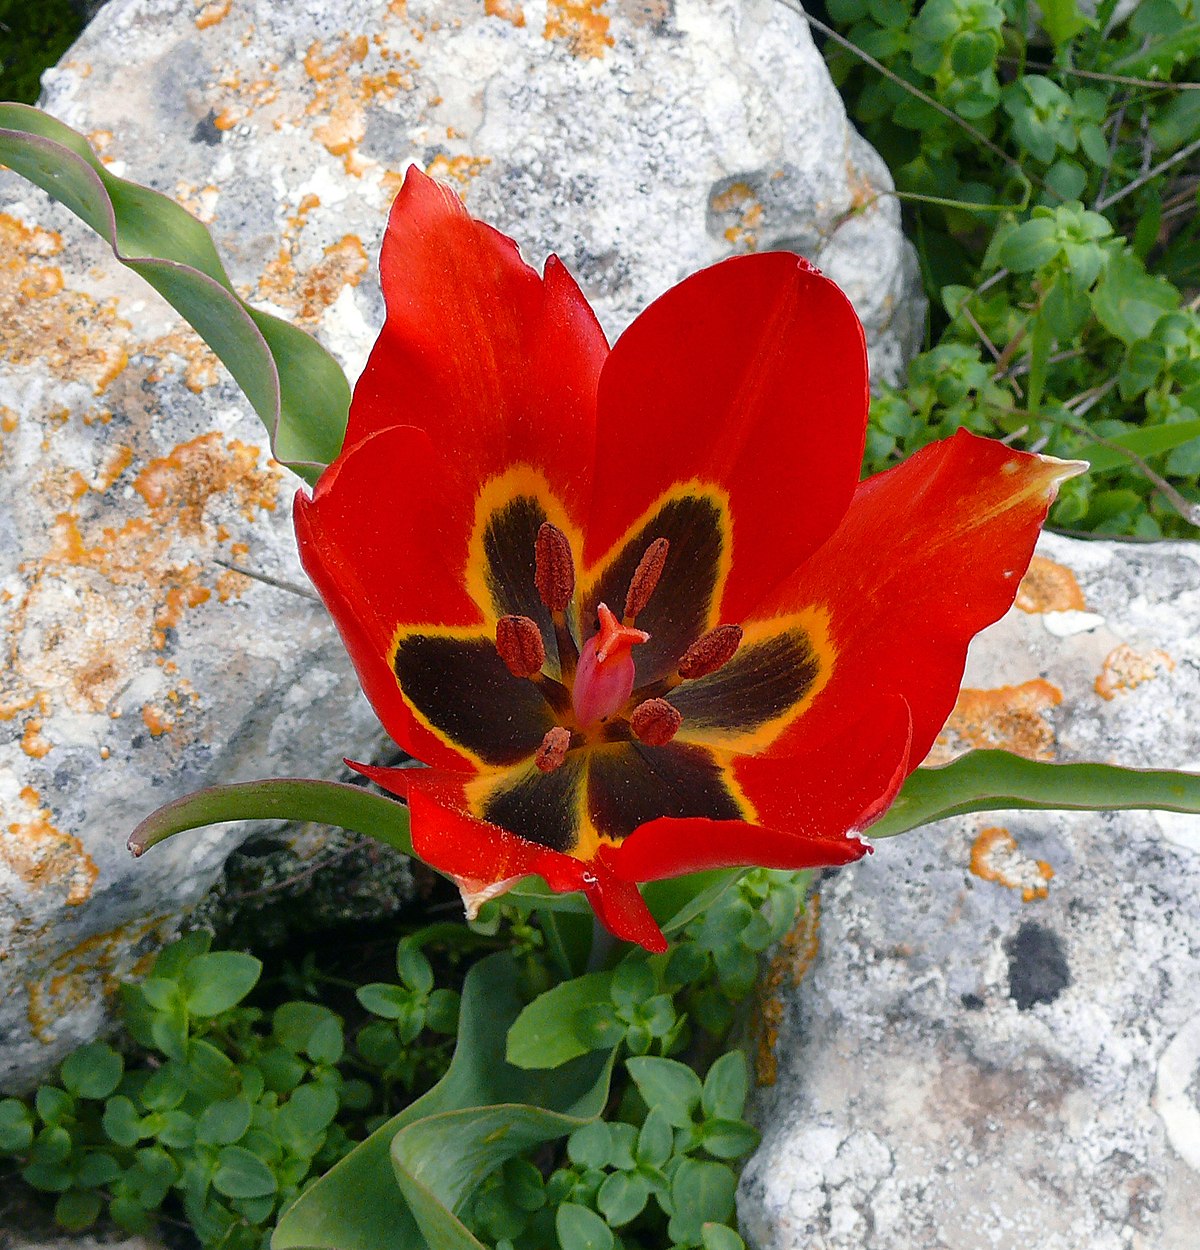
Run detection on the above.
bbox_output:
[0,103,349,482]
[505,971,615,1071]
[272,954,614,1250]
[871,750,1200,839]
[127,778,412,859]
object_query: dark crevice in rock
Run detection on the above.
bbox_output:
[1006,922,1070,1011]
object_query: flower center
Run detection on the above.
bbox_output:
[493,522,745,770]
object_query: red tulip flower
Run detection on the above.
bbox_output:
[294,169,1082,953]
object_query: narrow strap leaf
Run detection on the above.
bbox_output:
[872,750,1200,839]
[128,778,412,858]
[0,103,349,482]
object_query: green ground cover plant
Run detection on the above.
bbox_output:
[0,0,84,103]
[806,0,1200,536]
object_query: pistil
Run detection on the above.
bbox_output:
[572,603,649,727]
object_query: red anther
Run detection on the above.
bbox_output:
[496,614,546,678]
[535,522,575,612]
[630,698,683,747]
[624,537,669,620]
[535,725,572,773]
[594,602,650,664]
[678,624,743,679]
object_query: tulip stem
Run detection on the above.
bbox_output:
[586,914,618,973]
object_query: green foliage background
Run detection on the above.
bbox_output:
[814,0,1200,536]
[0,0,84,103]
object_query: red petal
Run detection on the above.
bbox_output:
[586,254,867,620]
[753,430,1084,763]
[613,697,911,881]
[347,168,607,518]
[349,761,667,953]
[295,426,482,770]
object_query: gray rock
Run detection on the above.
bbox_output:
[740,532,1200,1250]
[0,0,922,1090]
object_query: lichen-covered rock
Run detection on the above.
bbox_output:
[740,532,1200,1250]
[0,0,921,1090]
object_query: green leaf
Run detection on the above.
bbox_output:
[279,1084,339,1141]
[61,1043,124,1101]
[1092,252,1181,346]
[871,751,1200,839]
[273,954,615,1250]
[636,1107,674,1169]
[699,1118,761,1160]
[182,951,262,1017]
[597,1171,650,1227]
[568,1121,614,1170]
[1073,419,1200,474]
[196,1097,253,1146]
[556,1202,615,1250]
[35,1087,74,1127]
[1038,0,1089,46]
[701,1223,746,1250]
[101,1096,144,1148]
[273,1002,341,1056]
[505,972,614,1070]
[213,1146,277,1199]
[357,983,419,1021]
[0,1099,34,1154]
[701,1052,749,1122]
[54,1189,103,1232]
[129,779,413,861]
[626,1057,703,1129]
[396,944,435,995]
[0,104,349,481]
[667,1160,737,1246]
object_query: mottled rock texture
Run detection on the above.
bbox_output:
[1,0,922,1090]
[741,532,1200,1250]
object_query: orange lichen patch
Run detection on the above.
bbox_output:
[141,704,174,737]
[2,408,17,434]
[20,719,52,759]
[485,0,527,24]
[425,153,492,189]
[927,679,1064,765]
[258,222,368,324]
[2,787,98,908]
[545,0,613,57]
[143,329,222,393]
[134,433,278,534]
[216,566,252,603]
[24,917,171,1043]
[0,213,131,393]
[1095,643,1175,701]
[969,826,1055,903]
[1016,555,1087,614]
[845,158,877,212]
[175,182,221,225]
[710,182,764,253]
[213,107,239,132]
[195,0,232,29]
[755,894,821,1086]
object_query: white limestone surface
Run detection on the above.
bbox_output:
[1,0,923,1089]
[740,532,1200,1250]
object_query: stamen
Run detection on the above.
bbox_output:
[535,725,571,773]
[623,537,669,621]
[534,522,575,612]
[678,624,743,679]
[496,614,546,678]
[630,698,683,747]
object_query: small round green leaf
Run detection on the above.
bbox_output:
[54,1188,103,1231]
[212,1145,277,1199]
[61,1043,124,1101]
[556,1201,614,1250]
[182,951,262,1016]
